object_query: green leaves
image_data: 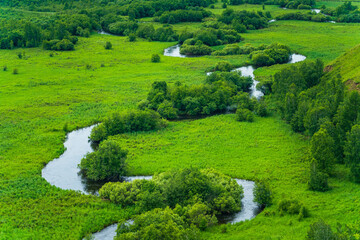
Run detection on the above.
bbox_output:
[79,140,127,181]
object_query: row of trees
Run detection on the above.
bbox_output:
[321,2,360,23]
[267,58,360,189]
[0,14,95,50]
[276,12,331,22]
[158,9,212,24]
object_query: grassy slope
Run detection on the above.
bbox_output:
[1,4,360,239]
[324,44,360,86]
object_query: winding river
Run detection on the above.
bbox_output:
[42,124,259,239]
[205,53,306,98]
[43,42,306,239]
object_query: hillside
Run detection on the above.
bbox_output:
[325,43,360,89]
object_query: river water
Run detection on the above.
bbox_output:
[42,124,259,239]
[204,53,306,98]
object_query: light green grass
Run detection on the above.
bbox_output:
[324,43,360,84]
[109,114,360,239]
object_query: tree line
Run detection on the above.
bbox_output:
[265,58,360,190]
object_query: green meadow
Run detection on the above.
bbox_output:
[1,2,360,239]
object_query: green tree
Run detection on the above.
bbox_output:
[304,106,330,135]
[308,162,329,192]
[335,91,360,135]
[310,129,335,174]
[284,91,297,122]
[235,108,254,122]
[115,207,201,240]
[105,41,112,50]
[128,33,136,42]
[344,124,360,183]
[254,181,272,208]
[24,22,42,47]
[214,61,233,72]
[151,54,160,63]
[79,140,127,181]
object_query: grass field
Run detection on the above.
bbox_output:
[1,2,360,238]
[108,114,360,239]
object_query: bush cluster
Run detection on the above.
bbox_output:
[79,140,127,181]
[100,168,243,215]
[159,9,212,24]
[43,38,75,51]
[89,110,167,143]
[140,72,254,119]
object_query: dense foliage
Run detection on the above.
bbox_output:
[321,2,360,23]
[250,43,291,67]
[344,124,360,183]
[0,14,94,50]
[268,57,360,189]
[253,181,272,208]
[278,0,315,9]
[139,71,253,119]
[90,110,167,143]
[79,140,127,181]
[218,9,269,30]
[278,198,309,220]
[158,9,212,24]
[276,12,330,22]
[115,207,203,240]
[100,168,243,215]
[100,168,243,238]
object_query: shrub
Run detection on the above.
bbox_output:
[151,54,160,63]
[13,68,18,74]
[157,100,178,119]
[206,72,253,93]
[236,108,254,122]
[307,220,337,240]
[252,53,275,67]
[232,92,257,110]
[128,33,136,42]
[79,140,127,181]
[180,42,213,56]
[215,61,233,72]
[90,124,107,143]
[278,199,308,219]
[105,41,112,50]
[43,39,74,51]
[115,207,202,240]
[3,65,7,71]
[308,162,329,192]
[255,101,268,117]
[254,181,272,208]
